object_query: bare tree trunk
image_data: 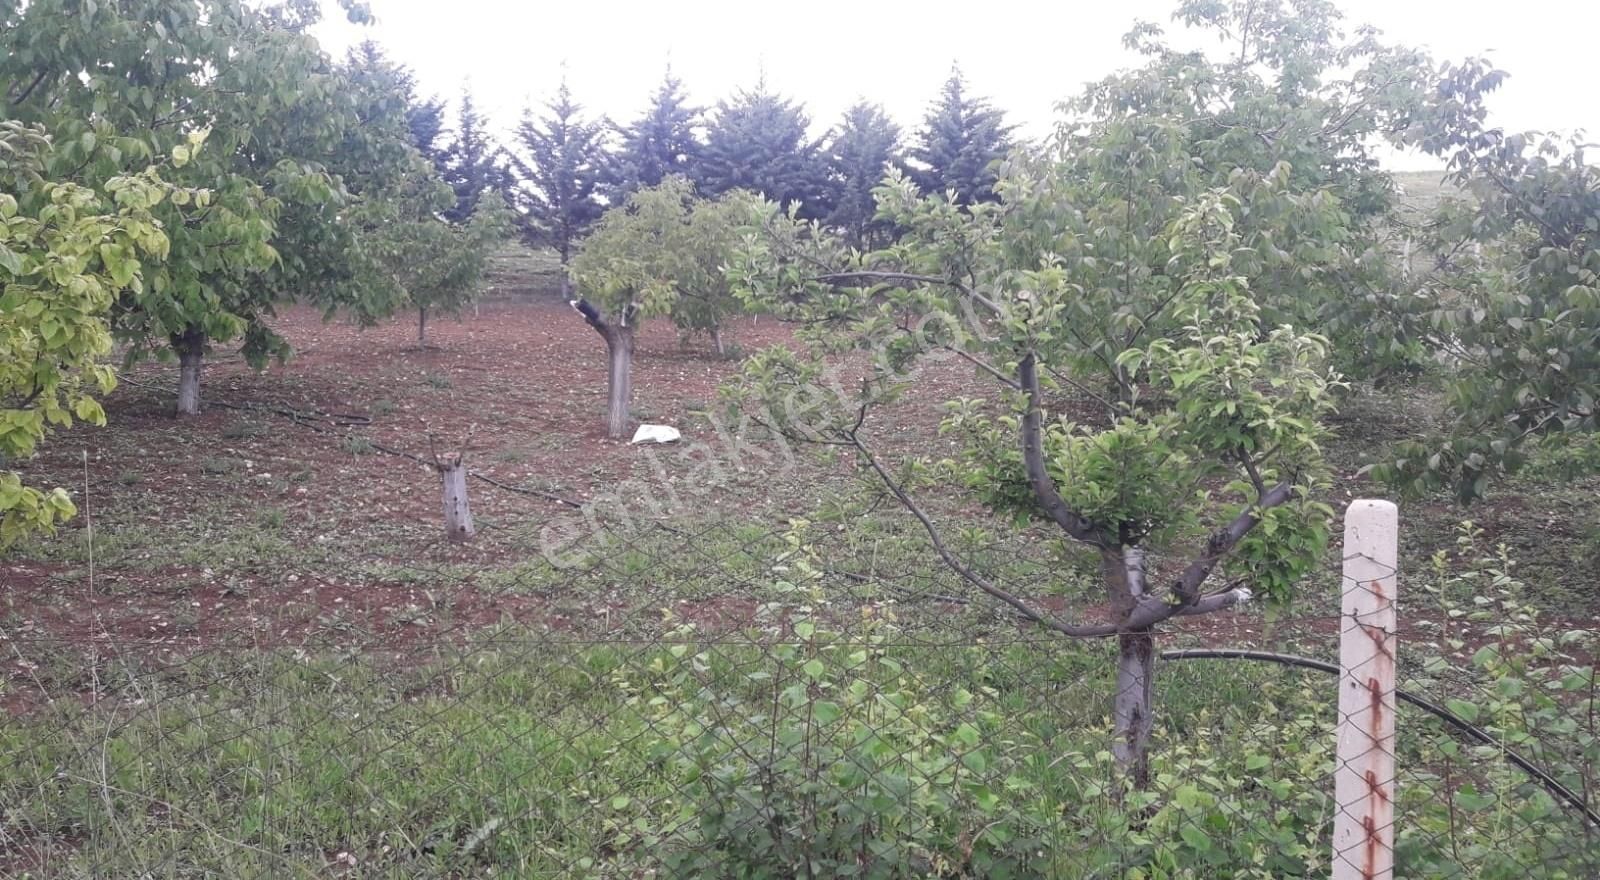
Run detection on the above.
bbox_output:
[438,454,475,542]
[1112,630,1155,789]
[174,326,205,416]
[570,298,635,440]
[556,244,576,304]
[711,324,726,358]
[1104,546,1155,788]
[418,306,428,346]
[604,325,633,440]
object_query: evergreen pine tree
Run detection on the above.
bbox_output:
[910,66,1014,206]
[442,89,510,222]
[349,42,445,176]
[612,71,702,195]
[406,96,449,175]
[512,80,612,297]
[698,78,825,217]
[822,101,903,249]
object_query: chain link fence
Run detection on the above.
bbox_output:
[3,506,1598,878]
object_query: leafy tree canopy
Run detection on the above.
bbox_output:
[572,176,767,337]
[722,1,1470,783]
[1047,0,1469,377]
[339,48,515,339]
[1,0,433,415]
[0,121,194,541]
[1373,60,1599,499]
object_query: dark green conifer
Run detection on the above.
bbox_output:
[910,66,1014,205]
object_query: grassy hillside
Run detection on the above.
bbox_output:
[483,244,565,300]
[1390,169,1464,217]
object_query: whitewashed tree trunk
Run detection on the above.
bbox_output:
[1103,547,1155,787]
[711,325,726,359]
[604,326,633,441]
[1112,630,1155,788]
[569,298,635,440]
[438,454,475,542]
[1333,499,1399,880]
[174,327,205,416]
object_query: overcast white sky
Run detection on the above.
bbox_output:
[313,1,1598,170]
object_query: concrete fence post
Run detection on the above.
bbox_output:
[1333,499,1400,879]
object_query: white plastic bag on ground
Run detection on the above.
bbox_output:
[630,424,681,444]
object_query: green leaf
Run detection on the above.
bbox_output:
[1179,824,1213,852]
[953,722,980,747]
[1444,699,1479,724]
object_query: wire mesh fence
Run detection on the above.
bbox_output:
[3,509,1597,878]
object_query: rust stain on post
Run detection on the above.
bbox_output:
[1366,769,1390,806]
[1362,815,1379,880]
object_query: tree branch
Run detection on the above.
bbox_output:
[1170,480,1295,605]
[1174,587,1254,616]
[569,297,609,336]
[892,321,1019,389]
[1240,452,1268,495]
[8,70,50,108]
[812,271,1003,316]
[1018,352,1111,547]
[950,346,1019,389]
[1044,365,1121,418]
[847,430,1121,639]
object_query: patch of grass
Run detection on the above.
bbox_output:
[356,560,481,588]
[4,624,1589,878]
[0,643,637,875]
[220,420,265,440]
[1523,434,1600,481]
[0,634,1079,875]
[15,500,333,578]
[200,456,240,476]
[422,372,453,390]
[491,445,528,464]
[115,470,142,486]
[370,398,399,416]
[339,433,376,455]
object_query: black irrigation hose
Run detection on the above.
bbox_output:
[1160,648,1600,830]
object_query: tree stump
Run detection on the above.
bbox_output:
[437,453,475,543]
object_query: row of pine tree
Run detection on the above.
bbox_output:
[394,58,1015,273]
